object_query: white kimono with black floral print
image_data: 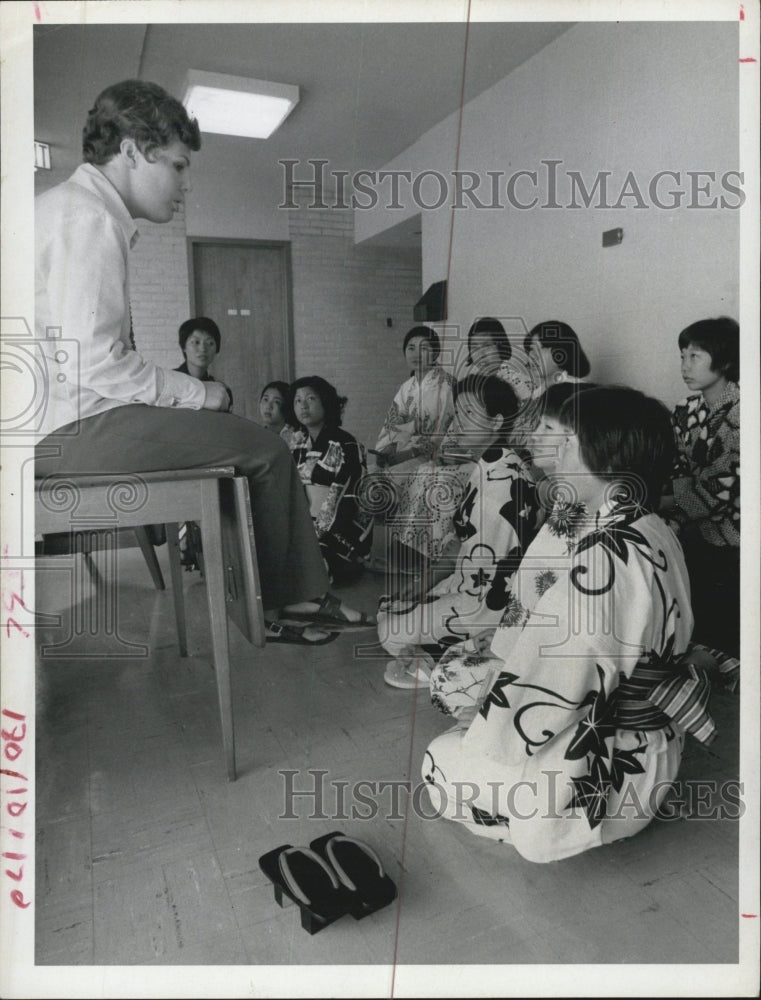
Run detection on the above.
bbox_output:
[377,446,539,658]
[423,499,697,863]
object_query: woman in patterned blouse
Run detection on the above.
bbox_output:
[664,317,739,657]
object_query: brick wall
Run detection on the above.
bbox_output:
[130,207,191,372]
[287,190,422,447]
[128,197,423,448]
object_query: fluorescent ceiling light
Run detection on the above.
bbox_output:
[182,70,299,139]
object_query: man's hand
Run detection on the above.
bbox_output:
[203,381,231,412]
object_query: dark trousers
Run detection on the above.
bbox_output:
[681,533,740,658]
[36,405,329,611]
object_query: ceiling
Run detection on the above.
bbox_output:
[33,20,572,245]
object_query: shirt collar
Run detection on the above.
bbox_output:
[708,381,739,414]
[70,163,140,249]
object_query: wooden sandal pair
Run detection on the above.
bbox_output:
[258,831,397,934]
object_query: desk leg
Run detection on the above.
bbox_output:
[165,522,188,657]
[201,482,237,782]
[134,525,166,590]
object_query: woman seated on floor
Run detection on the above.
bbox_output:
[290,376,374,586]
[463,316,535,399]
[372,325,455,578]
[509,319,591,453]
[663,317,740,662]
[522,380,598,521]
[387,319,535,573]
[377,374,541,689]
[174,316,233,571]
[259,380,301,449]
[175,316,233,408]
[423,385,716,863]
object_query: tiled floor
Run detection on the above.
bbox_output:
[34,543,742,970]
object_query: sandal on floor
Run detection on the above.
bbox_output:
[258,844,352,934]
[384,654,432,690]
[265,621,338,645]
[280,592,376,631]
[309,831,397,918]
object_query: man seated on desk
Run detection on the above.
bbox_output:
[35,79,372,641]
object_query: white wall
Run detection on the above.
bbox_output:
[184,134,289,241]
[286,190,422,447]
[356,21,741,409]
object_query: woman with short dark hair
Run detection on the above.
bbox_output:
[665,317,740,657]
[175,317,232,408]
[289,376,373,586]
[378,374,539,689]
[374,325,454,469]
[371,326,456,576]
[523,319,591,385]
[510,319,592,457]
[423,386,711,863]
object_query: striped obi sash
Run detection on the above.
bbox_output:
[615,657,716,746]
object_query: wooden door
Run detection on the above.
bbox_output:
[190,241,293,422]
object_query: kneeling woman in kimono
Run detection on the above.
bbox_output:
[290,377,373,585]
[423,386,714,862]
[378,374,541,688]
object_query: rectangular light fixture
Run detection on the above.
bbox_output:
[34,140,51,170]
[182,70,299,139]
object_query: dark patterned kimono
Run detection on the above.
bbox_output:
[669,384,739,547]
[291,425,373,584]
[423,499,715,863]
[667,384,740,656]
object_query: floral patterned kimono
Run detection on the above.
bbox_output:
[669,384,740,547]
[665,384,740,657]
[423,499,715,863]
[291,424,373,584]
[374,365,455,552]
[384,361,532,561]
[377,446,540,658]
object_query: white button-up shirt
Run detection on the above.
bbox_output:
[35,163,206,440]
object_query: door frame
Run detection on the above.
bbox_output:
[186,237,296,381]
